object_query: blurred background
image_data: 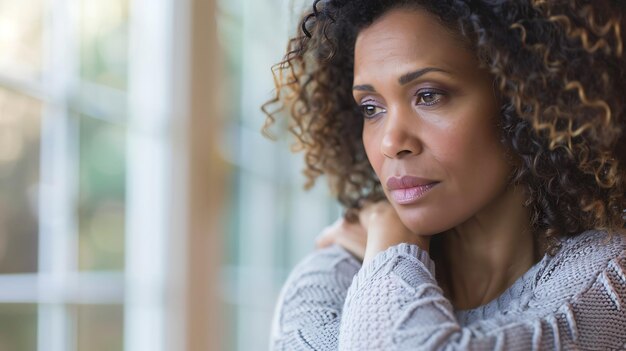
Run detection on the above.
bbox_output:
[0,0,337,350]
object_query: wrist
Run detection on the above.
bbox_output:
[363,230,430,265]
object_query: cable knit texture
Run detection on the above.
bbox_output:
[269,230,626,350]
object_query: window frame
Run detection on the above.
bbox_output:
[0,0,221,349]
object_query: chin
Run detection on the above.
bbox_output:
[394,206,445,236]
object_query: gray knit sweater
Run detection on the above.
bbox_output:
[269,230,626,350]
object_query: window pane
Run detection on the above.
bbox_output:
[0,0,43,80]
[0,87,41,274]
[0,304,37,351]
[78,115,125,271]
[221,302,238,351]
[80,0,129,90]
[76,304,124,351]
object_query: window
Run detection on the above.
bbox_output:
[0,0,327,349]
[217,0,339,349]
[0,0,200,349]
[0,0,128,349]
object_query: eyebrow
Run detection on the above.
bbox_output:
[398,67,450,85]
[352,84,376,92]
[352,67,451,92]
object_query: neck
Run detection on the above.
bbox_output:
[435,184,540,310]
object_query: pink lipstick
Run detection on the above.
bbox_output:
[386,176,438,205]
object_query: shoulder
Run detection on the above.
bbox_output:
[270,245,362,346]
[531,230,626,308]
[275,244,362,308]
[285,244,362,283]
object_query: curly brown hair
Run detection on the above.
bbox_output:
[262,0,626,252]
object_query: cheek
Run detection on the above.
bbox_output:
[433,112,510,193]
[362,126,383,173]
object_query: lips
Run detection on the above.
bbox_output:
[386,176,439,205]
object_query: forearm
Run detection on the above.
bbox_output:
[338,243,626,350]
[270,244,361,351]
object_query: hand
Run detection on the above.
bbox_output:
[359,201,430,264]
[315,217,367,261]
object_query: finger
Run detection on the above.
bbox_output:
[315,228,335,248]
[334,232,367,260]
[315,218,366,250]
[359,200,396,225]
[315,218,344,248]
[358,200,382,227]
[339,219,367,237]
[334,220,368,259]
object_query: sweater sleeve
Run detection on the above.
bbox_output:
[338,243,626,351]
[269,244,361,351]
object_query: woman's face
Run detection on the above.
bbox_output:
[354,8,513,235]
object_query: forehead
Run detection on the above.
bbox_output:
[354,8,476,80]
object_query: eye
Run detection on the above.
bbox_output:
[360,103,386,119]
[416,90,446,106]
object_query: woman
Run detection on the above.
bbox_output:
[263,0,626,349]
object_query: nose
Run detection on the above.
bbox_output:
[380,110,423,159]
